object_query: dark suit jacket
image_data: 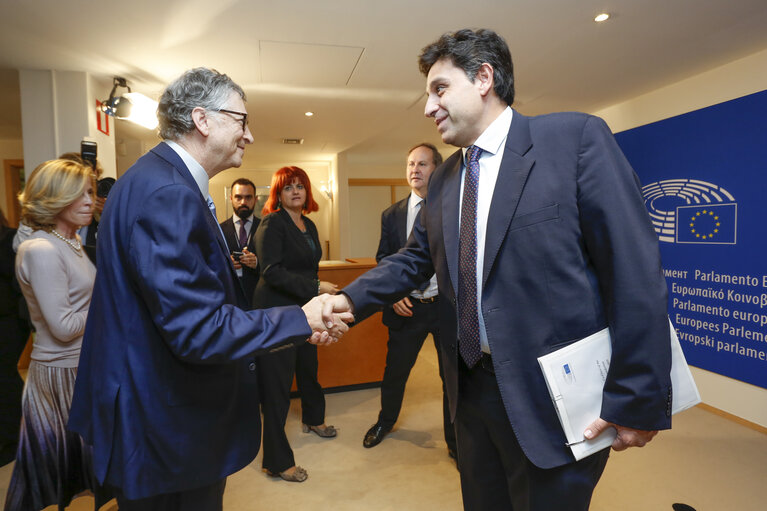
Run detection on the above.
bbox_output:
[68,142,311,499]
[220,215,260,304]
[344,110,672,469]
[376,196,414,330]
[252,208,321,309]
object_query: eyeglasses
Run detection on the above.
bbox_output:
[217,109,249,130]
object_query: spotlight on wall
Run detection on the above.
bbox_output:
[319,181,333,201]
[100,77,159,130]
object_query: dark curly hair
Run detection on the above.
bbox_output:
[418,28,514,106]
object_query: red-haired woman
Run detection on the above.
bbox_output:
[252,166,338,483]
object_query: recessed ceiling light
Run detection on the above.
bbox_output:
[305,111,314,117]
[594,13,610,22]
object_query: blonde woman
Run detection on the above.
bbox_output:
[4,159,109,511]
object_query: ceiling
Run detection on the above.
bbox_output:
[1,0,767,169]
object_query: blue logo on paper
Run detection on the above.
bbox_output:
[642,179,737,244]
[562,363,575,384]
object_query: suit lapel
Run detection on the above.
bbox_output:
[482,111,534,288]
[441,153,462,293]
[151,143,237,274]
[395,198,409,247]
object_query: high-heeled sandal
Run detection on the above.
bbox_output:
[302,423,338,438]
[265,465,308,482]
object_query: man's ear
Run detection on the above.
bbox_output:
[191,107,211,137]
[475,63,495,97]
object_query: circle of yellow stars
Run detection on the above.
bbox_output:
[689,209,720,239]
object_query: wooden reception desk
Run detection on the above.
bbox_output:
[311,257,388,391]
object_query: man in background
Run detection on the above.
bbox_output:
[69,67,350,511]
[363,143,457,462]
[220,178,259,303]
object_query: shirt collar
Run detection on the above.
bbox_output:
[234,214,254,225]
[462,106,513,163]
[164,140,209,198]
[408,190,424,210]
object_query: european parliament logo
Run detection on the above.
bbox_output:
[642,179,738,244]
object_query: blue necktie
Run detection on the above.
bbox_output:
[458,146,483,368]
[207,196,227,243]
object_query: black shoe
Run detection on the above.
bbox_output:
[363,423,391,448]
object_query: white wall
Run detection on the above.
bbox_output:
[336,150,406,259]
[595,48,767,429]
[18,70,116,176]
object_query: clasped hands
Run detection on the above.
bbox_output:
[302,293,355,346]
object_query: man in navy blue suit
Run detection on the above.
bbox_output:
[362,143,457,459]
[330,29,672,510]
[68,68,350,510]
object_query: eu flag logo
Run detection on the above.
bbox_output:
[675,203,737,244]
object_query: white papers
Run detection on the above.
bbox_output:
[537,319,701,460]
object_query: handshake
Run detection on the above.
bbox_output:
[301,294,355,346]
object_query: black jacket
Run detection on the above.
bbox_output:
[252,208,321,309]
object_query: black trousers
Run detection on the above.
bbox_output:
[113,479,226,511]
[0,316,29,449]
[295,342,325,426]
[455,360,609,511]
[379,300,456,453]
[258,343,326,473]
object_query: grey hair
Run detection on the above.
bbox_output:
[157,67,246,141]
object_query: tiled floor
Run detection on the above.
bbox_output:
[2,339,765,510]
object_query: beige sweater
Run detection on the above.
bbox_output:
[16,230,96,367]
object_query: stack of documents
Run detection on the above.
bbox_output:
[537,320,700,460]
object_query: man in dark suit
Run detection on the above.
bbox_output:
[220,177,260,303]
[68,68,350,511]
[363,143,457,460]
[329,29,671,510]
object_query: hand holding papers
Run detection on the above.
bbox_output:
[537,320,701,460]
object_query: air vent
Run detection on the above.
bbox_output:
[282,138,304,145]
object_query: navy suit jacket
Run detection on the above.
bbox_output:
[220,215,260,305]
[376,196,413,330]
[344,111,672,469]
[68,142,311,499]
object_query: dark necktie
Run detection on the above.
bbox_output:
[238,219,248,249]
[458,145,483,368]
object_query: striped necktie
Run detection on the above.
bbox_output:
[206,196,227,244]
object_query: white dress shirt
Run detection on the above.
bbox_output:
[458,106,513,354]
[406,191,438,299]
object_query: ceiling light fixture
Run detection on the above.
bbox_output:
[594,13,610,22]
[100,76,159,130]
[305,111,314,117]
